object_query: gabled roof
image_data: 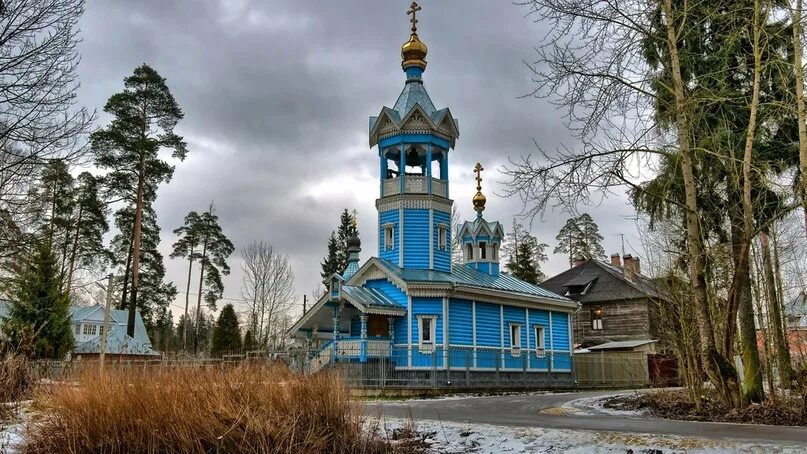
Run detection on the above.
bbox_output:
[73,329,160,357]
[70,305,152,349]
[539,259,669,303]
[458,217,504,241]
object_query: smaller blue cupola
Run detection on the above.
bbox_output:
[342,229,361,280]
[458,163,505,276]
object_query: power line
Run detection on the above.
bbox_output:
[174,290,242,302]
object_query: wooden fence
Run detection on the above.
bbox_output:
[573,351,649,387]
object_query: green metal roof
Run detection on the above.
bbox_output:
[342,285,405,313]
[375,259,570,302]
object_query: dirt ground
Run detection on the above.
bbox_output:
[602,389,807,426]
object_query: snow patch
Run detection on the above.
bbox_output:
[375,417,806,453]
[563,392,647,417]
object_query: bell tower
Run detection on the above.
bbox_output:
[458,163,505,276]
[369,2,459,272]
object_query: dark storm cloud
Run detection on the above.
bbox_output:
[76,0,641,314]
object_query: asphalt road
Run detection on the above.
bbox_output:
[365,390,807,445]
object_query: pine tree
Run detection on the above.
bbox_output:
[336,209,358,272]
[110,205,176,332]
[3,243,74,359]
[191,203,234,354]
[575,213,605,259]
[503,222,548,283]
[243,329,256,352]
[92,64,188,337]
[554,214,605,266]
[320,231,340,286]
[170,210,202,350]
[65,172,109,292]
[211,303,242,355]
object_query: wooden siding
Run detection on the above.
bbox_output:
[403,209,430,268]
[530,309,549,348]
[378,210,399,264]
[411,297,444,367]
[364,278,408,344]
[433,210,451,272]
[573,298,651,346]
[474,302,500,348]
[503,306,527,368]
[448,299,473,345]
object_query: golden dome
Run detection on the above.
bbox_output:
[401,33,428,69]
[473,191,487,212]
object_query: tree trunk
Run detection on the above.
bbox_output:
[792,0,807,238]
[127,152,146,338]
[760,229,793,386]
[182,249,194,352]
[662,0,740,407]
[65,204,83,293]
[193,239,208,355]
[119,230,134,310]
[735,2,765,403]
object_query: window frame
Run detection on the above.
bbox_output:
[437,224,448,250]
[383,225,395,250]
[509,323,522,356]
[479,241,487,259]
[82,324,97,336]
[534,325,546,358]
[591,307,603,330]
[417,315,437,353]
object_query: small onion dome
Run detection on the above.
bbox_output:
[473,191,486,213]
[401,33,427,69]
[347,232,361,251]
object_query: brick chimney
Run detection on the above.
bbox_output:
[610,253,621,267]
[623,254,641,279]
[572,256,587,267]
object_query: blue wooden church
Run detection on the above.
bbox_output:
[289,3,577,386]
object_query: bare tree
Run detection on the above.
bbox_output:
[240,241,295,349]
[0,0,94,251]
[505,0,743,404]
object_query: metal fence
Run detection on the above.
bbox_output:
[37,347,651,390]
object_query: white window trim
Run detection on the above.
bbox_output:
[417,315,437,353]
[383,224,395,250]
[509,323,522,356]
[534,325,546,358]
[437,224,448,250]
[591,308,603,330]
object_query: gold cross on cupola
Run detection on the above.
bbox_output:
[472,162,487,215]
[407,2,422,33]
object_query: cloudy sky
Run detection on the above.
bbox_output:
[75,0,642,319]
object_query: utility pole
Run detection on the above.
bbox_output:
[100,273,114,370]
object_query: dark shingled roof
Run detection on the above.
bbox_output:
[538,259,668,303]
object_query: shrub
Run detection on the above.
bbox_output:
[25,364,401,453]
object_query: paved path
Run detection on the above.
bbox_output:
[366,390,807,445]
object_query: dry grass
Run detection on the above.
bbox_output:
[0,353,35,422]
[24,364,411,454]
[0,354,34,402]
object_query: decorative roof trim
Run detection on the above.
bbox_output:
[452,285,578,311]
[287,293,331,337]
[376,194,453,213]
